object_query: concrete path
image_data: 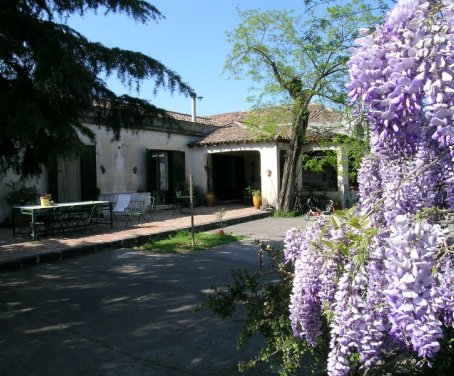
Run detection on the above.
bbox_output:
[0,216,309,376]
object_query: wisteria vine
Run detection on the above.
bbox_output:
[286,0,454,374]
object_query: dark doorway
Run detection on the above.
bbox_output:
[80,145,98,200]
[146,150,186,204]
[48,145,97,202]
[212,154,245,201]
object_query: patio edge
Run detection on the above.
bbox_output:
[0,211,272,273]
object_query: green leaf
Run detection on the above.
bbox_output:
[321,239,337,251]
[331,214,343,229]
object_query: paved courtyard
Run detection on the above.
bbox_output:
[0,216,309,376]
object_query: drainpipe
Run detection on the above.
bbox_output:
[191,94,196,122]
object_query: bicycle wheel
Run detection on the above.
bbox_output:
[322,200,334,214]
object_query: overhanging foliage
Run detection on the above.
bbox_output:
[0,0,194,176]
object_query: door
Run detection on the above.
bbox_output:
[212,154,245,200]
[146,150,186,204]
[48,145,97,202]
[80,145,97,200]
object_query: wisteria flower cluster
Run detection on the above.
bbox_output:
[384,215,444,358]
[287,1,454,374]
[286,224,343,347]
[347,0,454,160]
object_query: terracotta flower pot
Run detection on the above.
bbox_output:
[252,195,262,209]
[205,193,216,207]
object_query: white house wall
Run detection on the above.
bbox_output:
[0,123,352,223]
[186,146,209,194]
[0,123,195,222]
[259,144,280,208]
[83,123,193,194]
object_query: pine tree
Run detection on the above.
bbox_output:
[0,0,194,176]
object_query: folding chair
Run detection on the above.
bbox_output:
[144,196,155,221]
[80,204,101,233]
[125,200,146,227]
[112,193,132,220]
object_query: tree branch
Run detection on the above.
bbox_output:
[247,44,288,92]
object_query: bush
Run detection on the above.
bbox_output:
[4,180,39,205]
[203,240,328,375]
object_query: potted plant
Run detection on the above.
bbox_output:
[251,189,262,209]
[205,191,216,207]
[40,193,52,206]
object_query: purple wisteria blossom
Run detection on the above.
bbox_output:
[290,254,324,346]
[347,0,454,159]
[283,226,306,263]
[357,155,382,224]
[384,215,444,358]
[288,0,454,374]
[287,223,326,345]
[286,223,342,346]
[359,237,389,369]
[433,258,454,326]
[327,263,368,376]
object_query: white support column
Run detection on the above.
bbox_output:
[337,147,350,208]
[259,145,280,209]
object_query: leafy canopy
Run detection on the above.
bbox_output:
[223,0,388,211]
[224,0,388,110]
[301,133,368,185]
[0,0,194,177]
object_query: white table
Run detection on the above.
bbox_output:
[12,201,112,240]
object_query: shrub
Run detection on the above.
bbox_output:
[4,180,39,205]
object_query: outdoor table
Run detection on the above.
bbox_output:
[12,200,113,240]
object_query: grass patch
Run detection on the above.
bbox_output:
[138,230,246,253]
[273,210,299,218]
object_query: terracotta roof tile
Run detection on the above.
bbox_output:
[191,104,345,146]
[193,123,336,146]
[206,104,342,126]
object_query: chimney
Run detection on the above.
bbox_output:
[191,94,196,122]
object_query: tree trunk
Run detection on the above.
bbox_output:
[277,106,309,212]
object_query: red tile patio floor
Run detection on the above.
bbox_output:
[0,204,270,270]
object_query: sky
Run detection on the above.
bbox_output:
[66,0,309,117]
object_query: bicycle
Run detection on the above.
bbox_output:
[302,195,334,221]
